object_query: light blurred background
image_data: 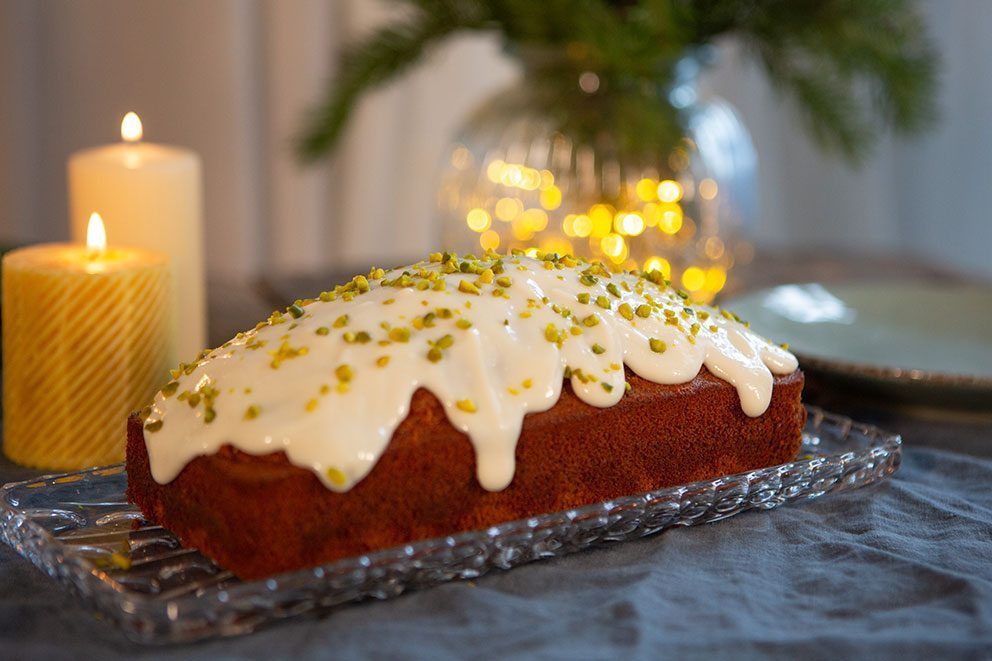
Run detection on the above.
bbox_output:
[1,0,990,286]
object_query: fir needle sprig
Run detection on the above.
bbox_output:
[297,0,937,165]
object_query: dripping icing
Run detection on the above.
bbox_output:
[143,252,798,493]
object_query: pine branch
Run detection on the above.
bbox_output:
[296,1,489,162]
[296,0,939,164]
[737,0,938,162]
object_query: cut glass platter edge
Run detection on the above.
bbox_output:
[0,405,901,644]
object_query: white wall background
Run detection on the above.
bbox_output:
[1,0,989,280]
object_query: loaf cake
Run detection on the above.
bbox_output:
[127,251,804,579]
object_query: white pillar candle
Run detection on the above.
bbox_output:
[68,112,205,361]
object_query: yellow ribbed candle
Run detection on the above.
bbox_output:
[2,235,174,469]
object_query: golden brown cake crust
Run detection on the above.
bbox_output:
[127,367,805,579]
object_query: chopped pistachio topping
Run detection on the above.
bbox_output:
[326,467,347,487]
[635,304,652,318]
[306,398,319,411]
[582,314,600,327]
[333,314,349,328]
[288,303,305,319]
[376,355,390,367]
[455,318,473,330]
[456,399,477,413]
[544,323,565,345]
[342,330,372,344]
[606,282,621,298]
[596,296,611,309]
[577,292,590,305]
[591,343,606,355]
[335,364,354,382]
[649,338,667,353]
[618,303,634,321]
[144,419,163,433]
[315,326,330,336]
[495,275,513,288]
[458,280,480,295]
[244,405,260,420]
[388,327,410,343]
[269,340,308,368]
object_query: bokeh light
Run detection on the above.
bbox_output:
[699,178,718,200]
[441,145,748,306]
[601,233,625,258]
[466,208,492,232]
[682,266,706,291]
[573,214,592,237]
[495,197,523,221]
[636,178,658,202]
[705,266,727,294]
[657,179,683,203]
[480,229,500,251]
[619,212,645,236]
[658,203,683,234]
[642,256,671,279]
[540,185,562,210]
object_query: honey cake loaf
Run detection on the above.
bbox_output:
[127,251,804,579]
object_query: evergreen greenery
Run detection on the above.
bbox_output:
[297,0,938,164]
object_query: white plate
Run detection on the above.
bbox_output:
[724,282,992,409]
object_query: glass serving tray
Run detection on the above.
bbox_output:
[0,406,900,644]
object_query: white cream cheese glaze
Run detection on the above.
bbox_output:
[142,252,798,493]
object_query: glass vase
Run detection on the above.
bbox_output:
[438,48,756,302]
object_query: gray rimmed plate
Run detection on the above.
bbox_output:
[724,281,992,411]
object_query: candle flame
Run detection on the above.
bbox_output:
[86,212,107,254]
[121,111,143,143]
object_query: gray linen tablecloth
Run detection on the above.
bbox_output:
[1,402,991,660]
